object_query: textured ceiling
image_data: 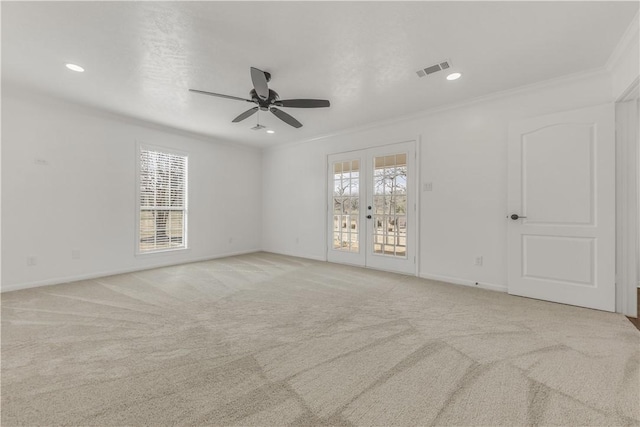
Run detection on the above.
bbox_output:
[2,1,637,147]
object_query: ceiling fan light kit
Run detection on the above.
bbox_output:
[190,67,330,130]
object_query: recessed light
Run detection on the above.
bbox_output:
[266,130,275,134]
[446,72,461,81]
[65,63,85,72]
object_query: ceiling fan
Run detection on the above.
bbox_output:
[189,67,330,129]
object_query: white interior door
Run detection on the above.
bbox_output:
[328,141,416,275]
[507,104,615,311]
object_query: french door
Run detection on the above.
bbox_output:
[327,141,416,274]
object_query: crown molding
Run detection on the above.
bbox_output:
[266,66,609,153]
[617,76,640,102]
[606,10,639,71]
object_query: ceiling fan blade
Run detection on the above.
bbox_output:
[189,89,253,103]
[232,107,259,123]
[270,107,303,128]
[250,67,269,100]
[276,99,330,108]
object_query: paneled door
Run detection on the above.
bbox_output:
[507,104,615,311]
[327,141,416,275]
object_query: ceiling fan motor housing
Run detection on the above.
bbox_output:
[250,89,280,110]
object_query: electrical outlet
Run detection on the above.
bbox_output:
[296,237,300,244]
[26,256,37,266]
[228,238,233,244]
[474,256,483,266]
[72,249,81,259]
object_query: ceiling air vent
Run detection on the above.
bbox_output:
[416,60,452,78]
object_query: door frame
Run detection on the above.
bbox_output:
[325,138,420,276]
[615,77,639,317]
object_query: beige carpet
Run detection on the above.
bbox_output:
[2,252,639,426]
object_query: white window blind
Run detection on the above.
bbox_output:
[138,147,188,253]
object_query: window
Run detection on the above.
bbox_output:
[138,146,188,253]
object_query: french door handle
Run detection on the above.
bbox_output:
[367,215,372,219]
[509,214,527,220]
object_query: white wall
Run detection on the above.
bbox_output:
[262,71,614,290]
[2,87,262,291]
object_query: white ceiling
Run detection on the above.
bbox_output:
[2,1,637,148]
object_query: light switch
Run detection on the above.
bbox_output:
[423,182,433,192]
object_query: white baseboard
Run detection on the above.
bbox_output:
[261,250,326,262]
[418,272,507,293]
[1,249,262,293]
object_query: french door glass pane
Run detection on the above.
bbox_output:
[332,159,360,252]
[372,153,407,258]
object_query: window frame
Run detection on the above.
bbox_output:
[135,142,189,256]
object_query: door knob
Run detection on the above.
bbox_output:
[509,214,527,220]
[368,206,372,210]
[367,215,372,219]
